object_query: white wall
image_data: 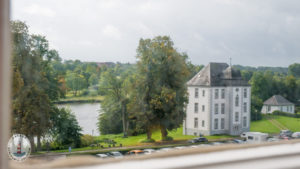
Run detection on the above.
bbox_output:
[185,86,210,135]
[261,105,295,114]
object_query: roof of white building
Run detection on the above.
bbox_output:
[187,62,250,87]
[263,95,294,106]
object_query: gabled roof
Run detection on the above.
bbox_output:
[263,95,294,106]
[187,62,250,87]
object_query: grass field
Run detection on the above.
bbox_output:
[50,127,233,153]
[94,127,233,147]
[273,115,300,132]
[250,115,300,133]
[250,116,281,133]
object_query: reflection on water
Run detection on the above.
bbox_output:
[57,103,101,136]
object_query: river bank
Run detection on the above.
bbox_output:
[54,95,103,104]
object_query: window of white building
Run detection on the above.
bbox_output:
[215,89,219,99]
[194,103,198,113]
[235,95,239,107]
[194,118,198,128]
[195,88,199,98]
[202,120,205,127]
[243,88,247,98]
[221,103,225,114]
[202,105,205,112]
[235,112,239,122]
[221,118,225,129]
[215,104,218,114]
[221,89,225,99]
[243,116,247,127]
[243,102,247,113]
[202,90,205,97]
[214,118,218,130]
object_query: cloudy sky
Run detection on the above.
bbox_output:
[11,0,300,67]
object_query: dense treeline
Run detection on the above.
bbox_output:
[11,21,82,151]
[235,64,300,121]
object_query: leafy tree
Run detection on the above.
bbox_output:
[50,107,82,148]
[133,36,190,140]
[251,96,263,121]
[65,71,87,96]
[288,63,300,78]
[98,66,131,137]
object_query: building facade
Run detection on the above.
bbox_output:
[261,95,295,114]
[183,63,251,136]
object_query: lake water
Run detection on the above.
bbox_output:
[57,103,101,136]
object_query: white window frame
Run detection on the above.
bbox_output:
[194,118,198,128]
[221,118,225,129]
[215,89,219,99]
[215,103,219,114]
[214,118,218,130]
[235,112,239,122]
[221,88,225,99]
[195,88,199,98]
[221,103,225,114]
[194,103,198,113]
[243,102,247,113]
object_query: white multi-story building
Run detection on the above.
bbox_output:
[183,63,251,136]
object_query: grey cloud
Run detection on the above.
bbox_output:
[12,0,300,66]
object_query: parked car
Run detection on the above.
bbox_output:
[292,132,300,138]
[143,149,156,154]
[127,150,144,155]
[232,139,244,144]
[107,151,123,158]
[188,137,208,143]
[210,142,223,146]
[96,154,109,158]
[279,130,293,138]
[267,137,280,142]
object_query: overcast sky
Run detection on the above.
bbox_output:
[11,0,300,67]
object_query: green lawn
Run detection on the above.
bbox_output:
[273,115,300,132]
[250,116,281,134]
[94,127,233,147]
[250,115,300,133]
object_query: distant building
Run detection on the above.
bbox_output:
[183,63,251,136]
[261,95,295,114]
[95,62,115,68]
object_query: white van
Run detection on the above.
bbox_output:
[240,132,268,143]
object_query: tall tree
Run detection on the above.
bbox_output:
[98,66,131,137]
[134,36,190,140]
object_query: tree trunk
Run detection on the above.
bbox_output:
[121,102,128,138]
[29,136,35,153]
[37,135,41,151]
[146,127,152,140]
[160,125,168,141]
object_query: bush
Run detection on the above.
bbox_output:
[272,110,300,118]
[140,139,156,143]
[80,134,94,147]
[161,136,173,141]
[80,89,89,96]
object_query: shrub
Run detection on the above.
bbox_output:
[161,136,173,141]
[80,134,94,147]
[272,110,300,118]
